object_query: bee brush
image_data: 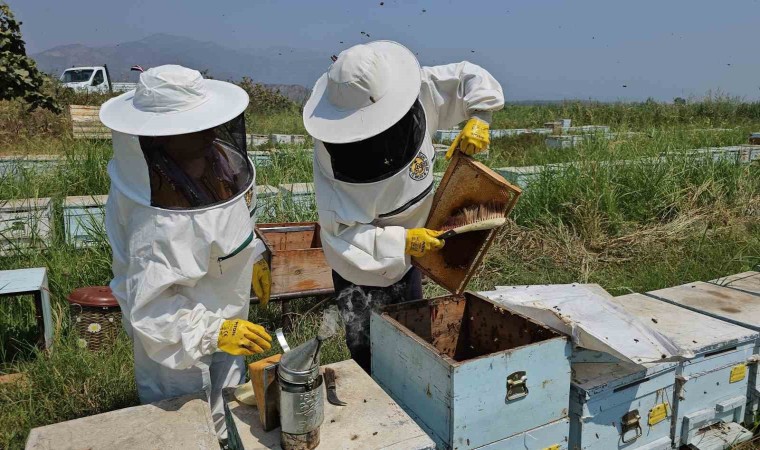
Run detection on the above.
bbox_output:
[438,202,507,240]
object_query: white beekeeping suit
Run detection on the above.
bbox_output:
[100,65,269,439]
[304,41,505,287]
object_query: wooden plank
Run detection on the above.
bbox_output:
[269,248,333,295]
[69,105,100,113]
[26,394,217,450]
[645,281,760,332]
[259,229,316,251]
[413,152,521,294]
[71,123,109,130]
[71,115,104,123]
[225,359,436,450]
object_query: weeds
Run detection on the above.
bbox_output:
[0,99,758,449]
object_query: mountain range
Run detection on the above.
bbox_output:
[30,33,327,104]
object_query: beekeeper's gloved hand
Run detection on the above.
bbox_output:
[252,257,271,307]
[218,319,272,356]
[405,228,445,257]
[445,117,490,159]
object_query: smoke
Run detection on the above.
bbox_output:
[335,282,407,350]
[317,306,341,340]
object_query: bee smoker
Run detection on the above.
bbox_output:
[277,333,325,450]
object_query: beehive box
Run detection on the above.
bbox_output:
[569,350,677,450]
[69,105,111,140]
[652,275,760,427]
[414,153,521,294]
[481,418,569,450]
[248,134,270,147]
[270,134,306,146]
[0,198,53,256]
[278,183,315,211]
[253,185,279,220]
[371,291,571,450]
[611,292,757,448]
[62,195,108,248]
[0,155,60,180]
[254,222,333,299]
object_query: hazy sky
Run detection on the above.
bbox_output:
[12,0,760,101]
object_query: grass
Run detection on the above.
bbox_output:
[0,98,759,449]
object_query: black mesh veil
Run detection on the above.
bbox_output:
[323,99,426,183]
[139,113,252,209]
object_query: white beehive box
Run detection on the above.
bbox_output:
[248,133,270,147]
[434,129,460,143]
[253,185,279,220]
[0,155,60,180]
[278,183,314,212]
[62,195,108,248]
[247,151,272,168]
[495,165,545,188]
[371,291,571,450]
[270,134,306,146]
[651,276,760,427]
[569,350,677,450]
[611,292,757,448]
[0,198,53,256]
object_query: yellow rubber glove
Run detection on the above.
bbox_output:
[218,319,272,356]
[405,228,445,257]
[445,117,491,159]
[252,257,271,307]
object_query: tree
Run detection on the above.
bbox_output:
[0,2,59,112]
[673,97,687,105]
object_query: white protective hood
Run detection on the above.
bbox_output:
[106,130,266,370]
[478,284,691,364]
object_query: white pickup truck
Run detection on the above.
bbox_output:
[59,65,137,93]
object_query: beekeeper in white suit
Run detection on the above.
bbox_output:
[100,65,273,439]
[304,41,504,372]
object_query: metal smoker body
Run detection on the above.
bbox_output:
[277,333,325,450]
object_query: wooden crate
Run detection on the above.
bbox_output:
[371,291,571,450]
[255,222,334,299]
[69,105,111,140]
[413,152,521,294]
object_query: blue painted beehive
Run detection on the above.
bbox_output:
[611,293,758,448]
[647,275,760,428]
[371,292,572,450]
[569,349,677,450]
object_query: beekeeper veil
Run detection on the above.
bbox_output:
[100,65,253,208]
[304,42,426,184]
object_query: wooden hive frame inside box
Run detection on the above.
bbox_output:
[413,152,521,294]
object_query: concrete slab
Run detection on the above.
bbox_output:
[26,393,218,450]
[224,359,435,450]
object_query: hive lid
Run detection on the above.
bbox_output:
[479,284,687,364]
[413,152,521,294]
[572,359,676,395]
[67,286,118,307]
[610,292,759,354]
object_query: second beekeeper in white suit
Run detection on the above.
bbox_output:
[303,41,504,372]
[101,65,273,440]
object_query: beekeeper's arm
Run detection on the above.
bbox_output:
[319,209,409,287]
[422,61,504,127]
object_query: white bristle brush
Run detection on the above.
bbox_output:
[438,202,507,240]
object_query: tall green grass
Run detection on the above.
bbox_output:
[0,99,758,449]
